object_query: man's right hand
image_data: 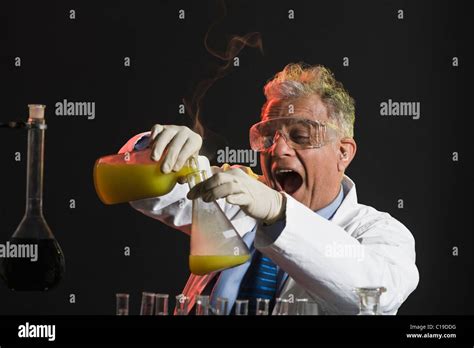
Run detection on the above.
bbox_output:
[149,124,203,174]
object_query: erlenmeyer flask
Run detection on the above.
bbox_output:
[93,148,198,204]
[355,287,386,315]
[0,105,65,291]
[187,170,250,275]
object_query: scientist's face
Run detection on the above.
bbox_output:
[259,95,351,211]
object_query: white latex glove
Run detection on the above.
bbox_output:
[149,124,203,174]
[187,167,287,225]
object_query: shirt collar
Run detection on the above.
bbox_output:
[315,184,344,220]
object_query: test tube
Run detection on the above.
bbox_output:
[140,292,156,315]
[234,299,249,316]
[274,298,289,315]
[256,298,270,316]
[195,295,210,316]
[154,293,169,315]
[116,293,129,315]
[215,297,228,315]
[296,298,309,315]
[175,294,190,316]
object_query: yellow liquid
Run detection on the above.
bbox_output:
[93,163,195,204]
[189,255,250,275]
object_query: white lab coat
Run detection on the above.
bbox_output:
[120,134,419,315]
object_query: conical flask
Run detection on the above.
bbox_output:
[187,170,250,275]
[0,105,65,291]
[93,148,198,204]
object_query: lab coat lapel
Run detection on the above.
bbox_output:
[327,175,358,226]
[274,175,359,314]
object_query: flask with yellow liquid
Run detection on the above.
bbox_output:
[186,170,251,275]
[93,148,197,204]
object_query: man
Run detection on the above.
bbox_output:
[119,63,419,315]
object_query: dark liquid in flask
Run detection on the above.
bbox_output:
[0,238,65,291]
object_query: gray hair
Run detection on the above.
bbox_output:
[262,63,355,138]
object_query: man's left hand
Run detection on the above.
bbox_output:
[187,167,286,225]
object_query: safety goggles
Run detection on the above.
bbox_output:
[249,117,340,152]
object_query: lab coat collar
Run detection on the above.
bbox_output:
[325,175,358,226]
[315,183,344,220]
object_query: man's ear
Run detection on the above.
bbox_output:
[337,138,357,172]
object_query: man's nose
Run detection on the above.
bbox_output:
[270,131,294,157]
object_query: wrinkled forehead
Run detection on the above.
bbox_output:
[261,95,329,122]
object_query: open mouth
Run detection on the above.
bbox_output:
[274,169,303,195]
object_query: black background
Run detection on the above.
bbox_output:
[0,0,471,315]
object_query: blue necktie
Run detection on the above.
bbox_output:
[236,250,278,314]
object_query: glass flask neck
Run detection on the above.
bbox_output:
[186,169,207,190]
[25,118,47,217]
